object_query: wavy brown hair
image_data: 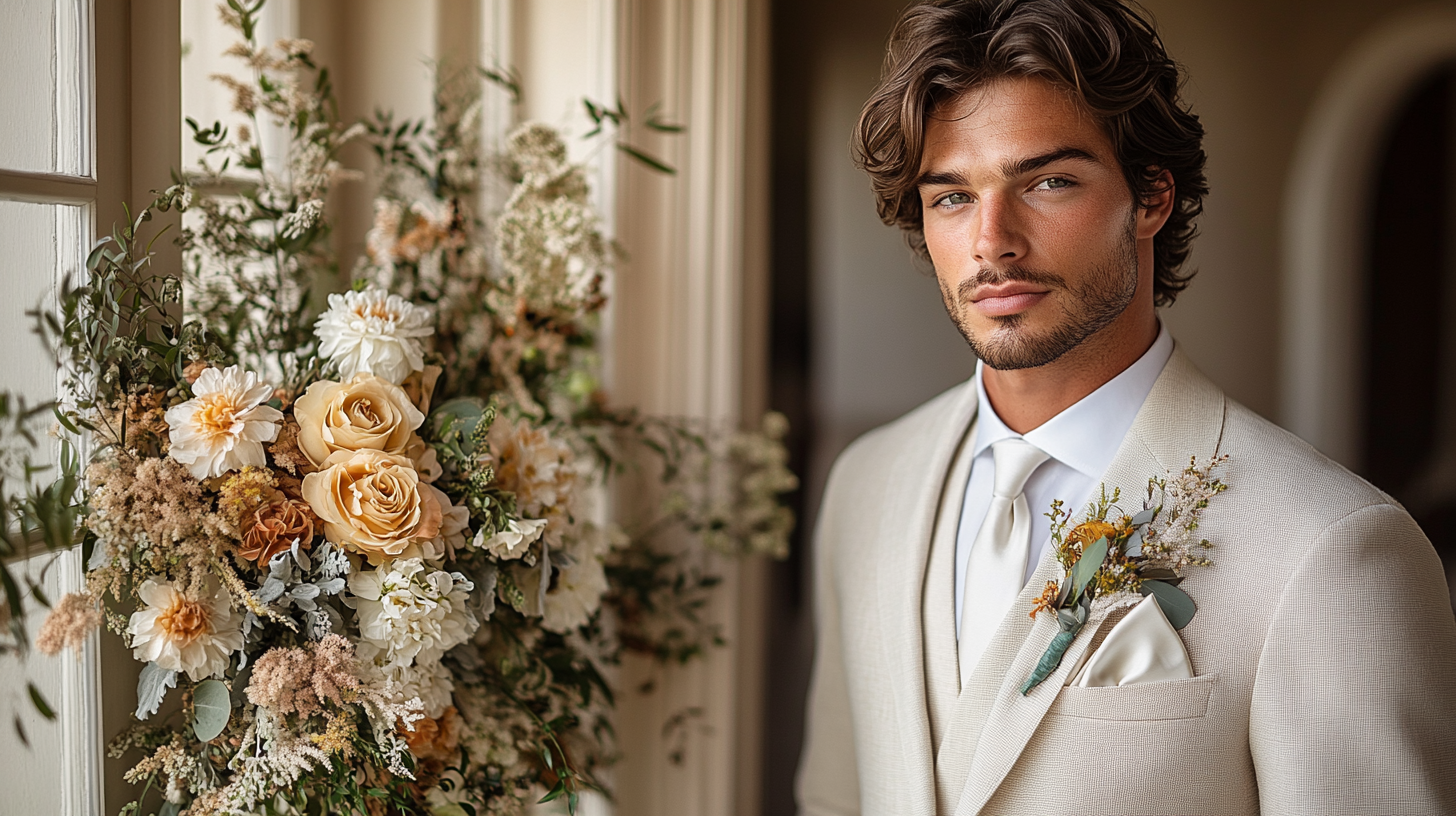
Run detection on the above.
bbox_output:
[854,0,1207,306]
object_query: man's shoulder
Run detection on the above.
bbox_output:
[1217,397,1399,525]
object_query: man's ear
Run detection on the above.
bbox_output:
[1136,168,1175,240]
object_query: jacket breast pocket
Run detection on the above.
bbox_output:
[1048,674,1218,721]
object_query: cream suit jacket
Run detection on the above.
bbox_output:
[796,346,1456,816]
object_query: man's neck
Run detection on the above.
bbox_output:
[982,308,1159,434]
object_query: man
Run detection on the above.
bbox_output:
[795,1,1456,814]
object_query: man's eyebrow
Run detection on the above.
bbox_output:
[915,169,970,189]
[915,147,1104,190]
[999,147,1101,178]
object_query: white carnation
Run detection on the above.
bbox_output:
[314,288,434,385]
[165,365,283,480]
[475,517,547,561]
[357,643,456,719]
[541,537,609,633]
[345,558,478,668]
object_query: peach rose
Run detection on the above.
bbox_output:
[399,364,442,416]
[239,498,319,563]
[301,449,442,563]
[292,374,425,469]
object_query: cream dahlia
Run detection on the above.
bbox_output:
[314,288,433,385]
[541,545,608,633]
[165,366,283,480]
[484,416,578,517]
[128,580,244,681]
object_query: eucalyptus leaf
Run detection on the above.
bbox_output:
[1124,528,1143,558]
[1069,536,1109,604]
[1131,506,1159,527]
[192,678,231,742]
[136,662,177,720]
[1140,579,1196,629]
[26,683,55,720]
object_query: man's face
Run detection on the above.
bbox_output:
[917,76,1157,370]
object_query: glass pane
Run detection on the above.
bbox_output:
[0,0,91,177]
[182,0,296,176]
[0,200,83,408]
[0,547,90,816]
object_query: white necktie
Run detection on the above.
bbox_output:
[959,438,1049,686]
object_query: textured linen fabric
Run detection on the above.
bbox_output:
[795,345,1456,816]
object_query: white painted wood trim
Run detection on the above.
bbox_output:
[1280,6,1456,468]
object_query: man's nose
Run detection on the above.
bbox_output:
[972,194,1027,265]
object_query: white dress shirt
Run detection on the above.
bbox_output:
[954,324,1174,635]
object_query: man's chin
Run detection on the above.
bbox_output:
[963,325,1083,371]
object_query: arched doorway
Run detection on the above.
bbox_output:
[1282,7,1456,607]
[1361,63,1456,601]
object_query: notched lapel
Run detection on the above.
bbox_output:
[873,379,979,812]
[953,345,1227,816]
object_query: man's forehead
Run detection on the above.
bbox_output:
[920,77,1111,173]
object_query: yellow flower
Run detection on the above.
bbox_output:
[1067,520,1117,553]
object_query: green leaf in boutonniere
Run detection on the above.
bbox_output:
[1018,455,1229,695]
[1140,579,1196,630]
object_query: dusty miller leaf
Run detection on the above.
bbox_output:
[136,662,176,720]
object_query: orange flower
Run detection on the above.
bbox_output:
[1067,520,1117,553]
[239,498,319,563]
[403,706,462,763]
[1029,580,1060,619]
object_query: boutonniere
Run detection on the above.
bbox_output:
[1019,455,1229,694]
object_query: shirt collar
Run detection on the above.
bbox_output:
[972,322,1174,478]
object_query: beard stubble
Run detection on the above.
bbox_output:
[938,219,1140,370]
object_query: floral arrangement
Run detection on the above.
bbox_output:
[23,4,796,814]
[1019,455,1227,693]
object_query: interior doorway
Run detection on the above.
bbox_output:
[1361,62,1456,608]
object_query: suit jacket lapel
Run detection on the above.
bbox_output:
[953,346,1227,816]
[875,378,980,811]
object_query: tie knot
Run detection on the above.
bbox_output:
[990,438,1049,498]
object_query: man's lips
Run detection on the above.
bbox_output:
[969,283,1050,317]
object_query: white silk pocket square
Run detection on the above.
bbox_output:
[1067,594,1193,688]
